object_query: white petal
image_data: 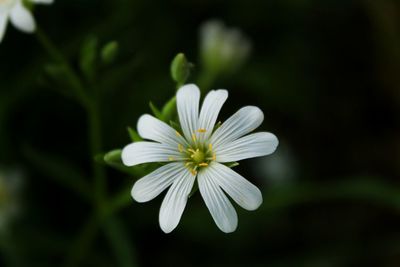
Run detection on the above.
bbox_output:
[121,141,184,167]
[131,162,186,203]
[137,114,188,146]
[30,0,54,4]
[206,162,262,210]
[198,168,238,233]
[210,106,264,147]
[215,132,278,162]
[176,84,200,143]
[10,1,35,33]
[159,168,195,233]
[198,89,228,141]
[0,14,8,43]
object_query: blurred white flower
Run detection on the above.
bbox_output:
[200,20,251,76]
[0,0,53,43]
[0,168,23,233]
[122,84,278,233]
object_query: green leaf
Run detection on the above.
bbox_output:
[127,127,142,142]
[161,96,176,122]
[80,36,98,81]
[149,101,162,119]
[101,41,119,65]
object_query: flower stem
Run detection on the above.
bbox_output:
[35,27,107,206]
[35,28,91,108]
[35,27,111,264]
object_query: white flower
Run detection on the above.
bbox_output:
[122,84,278,233]
[200,20,251,75]
[0,0,53,43]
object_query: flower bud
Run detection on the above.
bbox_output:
[170,53,191,86]
[101,41,119,65]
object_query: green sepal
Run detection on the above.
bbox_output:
[127,127,142,142]
[188,182,199,198]
[169,120,182,133]
[80,36,98,81]
[22,0,34,11]
[98,149,145,177]
[213,121,222,131]
[224,162,239,168]
[101,41,119,65]
[161,96,176,122]
[149,102,163,119]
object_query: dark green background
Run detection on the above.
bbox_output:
[0,0,399,266]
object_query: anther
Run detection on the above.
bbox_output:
[178,144,183,152]
[168,157,175,161]
[190,169,197,176]
[175,131,182,137]
[197,128,207,133]
[212,153,216,161]
[208,144,213,151]
[192,133,197,142]
[198,162,208,167]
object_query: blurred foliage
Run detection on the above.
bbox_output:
[0,0,399,266]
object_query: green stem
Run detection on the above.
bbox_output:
[36,27,110,264]
[87,101,107,207]
[64,214,100,267]
[35,28,91,108]
[36,27,107,206]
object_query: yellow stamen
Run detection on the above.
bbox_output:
[178,144,183,152]
[190,169,197,176]
[212,153,216,161]
[185,162,191,167]
[198,162,208,167]
[187,148,196,153]
[197,128,207,133]
[175,131,182,137]
[168,157,175,161]
[208,144,213,151]
[192,133,197,142]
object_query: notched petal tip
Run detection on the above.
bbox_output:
[244,105,264,123]
[268,132,279,153]
[160,223,175,234]
[177,83,200,94]
[246,187,263,211]
[121,143,135,166]
[136,114,154,138]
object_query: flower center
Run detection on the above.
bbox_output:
[174,129,216,176]
[191,149,205,164]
